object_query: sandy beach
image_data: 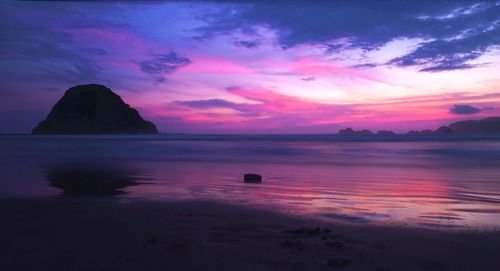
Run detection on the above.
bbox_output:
[1,198,499,271]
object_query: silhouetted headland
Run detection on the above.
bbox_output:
[375,130,396,135]
[338,128,373,135]
[448,117,500,135]
[339,117,500,136]
[32,84,158,134]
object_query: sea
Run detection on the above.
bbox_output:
[2,134,500,230]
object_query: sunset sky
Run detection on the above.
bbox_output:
[1,0,499,133]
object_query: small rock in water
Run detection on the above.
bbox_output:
[244,173,262,183]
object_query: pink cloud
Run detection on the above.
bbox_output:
[181,56,253,75]
[258,57,382,83]
[147,88,500,133]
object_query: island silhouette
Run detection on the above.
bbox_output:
[339,118,500,136]
[32,84,158,134]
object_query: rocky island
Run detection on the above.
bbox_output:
[32,84,158,134]
[448,117,500,135]
[338,117,500,136]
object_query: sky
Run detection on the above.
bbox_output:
[0,0,499,134]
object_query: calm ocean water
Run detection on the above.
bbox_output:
[2,134,500,230]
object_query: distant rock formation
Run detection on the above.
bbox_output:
[337,117,500,136]
[433,126,453,135]
[406,118,500,136]
[406,129,433,135]
[338,128,355,135]
[338,128,373,135]
[356,129,373,135]
[448,117,500,135]
[32,84,158,134]
[405,126,452,135]
[375,130,395,135]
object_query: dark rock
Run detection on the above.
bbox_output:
[448,117,500,135]
[338,128,373,135]
[244,173,262,183]
[32,84,158,134]
[338,117,500,137]
[376,130,395,135]
[433,125,453,135]
[356,129,373,135]
[338,128,355,135]
[406,129,433,135]
[407,126,453,135]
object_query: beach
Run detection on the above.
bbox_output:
[2,198,500,271]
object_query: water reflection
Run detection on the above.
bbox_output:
[46,163,143,196]
[122,160,500,230]
[1,135,500,230]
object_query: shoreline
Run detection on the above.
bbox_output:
[1,198,499,270]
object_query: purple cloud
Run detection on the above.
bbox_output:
[301,76,316,81]
[138,52,191,82]
[176,99,239,109]
[449,104,481,115]
[197,1,500,72]
[234,40,260,48]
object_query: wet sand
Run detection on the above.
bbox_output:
[1,198,499,271]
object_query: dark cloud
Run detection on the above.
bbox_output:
[350,63,378,69]
[234,40,259,48]
[449,104,481,114]
[138,53,191,82]
[388,31,497,72]
[197,0,500,72]
[301,76,316,81]
[0,2,111,84]
[177,99,239,109]
[225,86,240,91]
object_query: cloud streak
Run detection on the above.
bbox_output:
[138,53,191,82]
[449,104,481,114]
